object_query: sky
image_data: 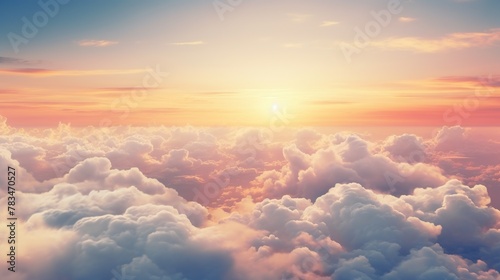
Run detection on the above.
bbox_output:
[0,0,499,126]
[1,1,500,280]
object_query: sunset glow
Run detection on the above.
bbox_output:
[0,1,499,280]
[0,0,498,127]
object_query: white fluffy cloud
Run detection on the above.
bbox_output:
[0,119,499,279]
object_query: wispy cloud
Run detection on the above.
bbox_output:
[0,68,145,77]
[370,28,500,52]
[0,89,17,95]
[283,43,304,49]
[320,21,339,27]
[0,56,35,65]
[398,17,416,23]
[170,41,206,46]
[287,13,312,23]
[0,68,50,75]
[435,75,500,87]
[76,40,118,47]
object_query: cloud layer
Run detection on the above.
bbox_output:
[0,117,499,279]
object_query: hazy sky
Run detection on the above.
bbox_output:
[1,2,500,279]
[0,0,499,126]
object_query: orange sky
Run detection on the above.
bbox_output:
[0,0,499,127]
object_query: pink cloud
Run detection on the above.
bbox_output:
[0,118,500,279]
[76,39,118,47]
[370,28,500,52]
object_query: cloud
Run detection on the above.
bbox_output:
[0,68,145,76]
[224,181,500,279]
[0,118,499,279]
[435,75,500,88]
[383,245,499,280]
[76,40,118,47]
[170,41,206,46]
[320,20,339,27]
[0,56,33,65]
[6,177,497,280]
[10,176,500,279]
[287,13,312,22]
[398,17,416,23]
[370,28,500,52]
[283,43,304,49]
[252,132,446,199]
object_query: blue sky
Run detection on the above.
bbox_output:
[0,0,499,126]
